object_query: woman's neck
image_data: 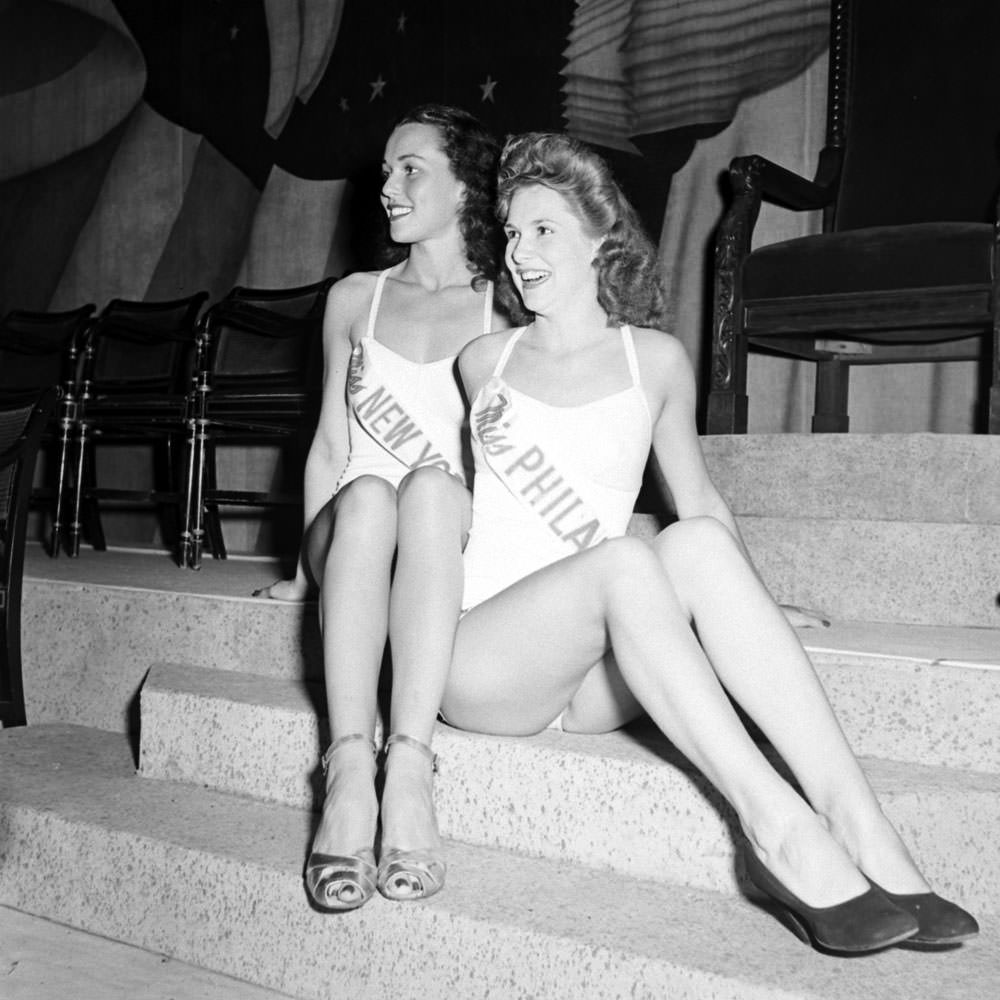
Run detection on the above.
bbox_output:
[398,238,472,292]
[528,300,613,353]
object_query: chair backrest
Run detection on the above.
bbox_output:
[829,0,1000,231]
[0,387,58,725]
[0,304,95,391]
[0,390,55,526]
[82,293,208,396]
[202,278,336,391]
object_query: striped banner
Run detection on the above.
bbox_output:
[563,0,828,150]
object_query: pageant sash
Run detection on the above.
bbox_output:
[472,377,610,552]
[347,342,461,478]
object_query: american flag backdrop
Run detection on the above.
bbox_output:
[0,0,834,548]
[0,0,828,314]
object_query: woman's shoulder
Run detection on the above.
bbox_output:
[461,328,519,359]
[629,326,691,372]
[458,328,518,382]
[324,270,383,334]
[628,326,696,410]
[329,269,381,306]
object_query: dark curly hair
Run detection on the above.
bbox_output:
[496,132,665,328]
[379,104,503,292]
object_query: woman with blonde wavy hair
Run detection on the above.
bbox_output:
[396,132,977,954]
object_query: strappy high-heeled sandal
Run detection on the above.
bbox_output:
[377,734,446,902]
[304,733,378,912]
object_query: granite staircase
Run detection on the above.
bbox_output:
[1,433,998,999]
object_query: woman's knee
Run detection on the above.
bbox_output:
[396,466,468,528]
[593,536,665,594]
[335,475,397,515]
[654,516,738,574]
[331,476,398,539]
[397,466,458,504]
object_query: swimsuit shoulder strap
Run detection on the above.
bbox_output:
[621,325,641,387]
[492,327,526,377]
[482,281,495,334]
[364,268,392,341]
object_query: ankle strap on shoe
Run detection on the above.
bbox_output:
[385,733,438,772]
[321,732,377,774]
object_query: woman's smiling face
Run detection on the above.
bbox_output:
[503,184,602,314]
[381,122,465,245]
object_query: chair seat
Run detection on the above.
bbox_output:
[744,222,994,299]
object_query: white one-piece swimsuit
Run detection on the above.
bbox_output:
[336,267,494,492]
[461,325,653,612]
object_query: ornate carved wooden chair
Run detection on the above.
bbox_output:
[0,387,58,726]
[0,305,95,553]
[69,293,208,558]
[707,0,1000,434]
[180,278,335,569]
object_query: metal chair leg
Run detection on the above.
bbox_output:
[187,416,208,569]
[69,423,87,557]
[50,397,76,556]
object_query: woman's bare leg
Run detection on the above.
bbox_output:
[444,536,870,907]
[304,476,398,859]
[381,467,472,855]
[651,517,928,894]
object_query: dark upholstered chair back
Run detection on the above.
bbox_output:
[833,2,1000,231]
[707,0,1000,434]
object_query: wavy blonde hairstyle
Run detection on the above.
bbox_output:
[496,132,665,328]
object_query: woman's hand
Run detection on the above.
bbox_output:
[253,576,314,602]
[780,604,831,628]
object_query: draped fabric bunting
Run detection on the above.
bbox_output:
[2,0,975,528]
[262,0,345,137]
[562,0,637,152]
[563,0,829,152]
[0,0,145,310]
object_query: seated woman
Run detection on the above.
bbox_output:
[260,104,509,911]
[396,132,979,953]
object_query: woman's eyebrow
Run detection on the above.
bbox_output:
[383,152,429,167]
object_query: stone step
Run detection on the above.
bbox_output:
[22,560,323,734]
[1,725,995,1000]
[700,434,1000,628]
[797,622,1000,772]
[138,663,1000,915]
[22,545,1000,735]
[138,615,1000,776]
[0,905,297,1000]
[700,434,1000,524]
[738,517,1000,627]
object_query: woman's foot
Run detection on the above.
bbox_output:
[826,805,930,896]
[253,577,312,601]
[867,880,979,945]
[305,735,379,911]
[742,809,920,952]
[377,734,445,900]
[746,812,871,909]
[743,847,917,953]
[827,804,978,945]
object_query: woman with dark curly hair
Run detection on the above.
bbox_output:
[259,105,509,911]
[398,132,977,953]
